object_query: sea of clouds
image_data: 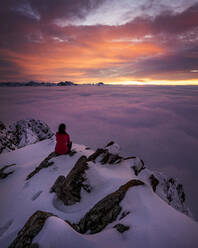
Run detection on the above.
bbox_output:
[1,85,198,219]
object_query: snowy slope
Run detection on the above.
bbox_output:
[0,137,198,248]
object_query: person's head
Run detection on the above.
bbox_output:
[58,123,66,134]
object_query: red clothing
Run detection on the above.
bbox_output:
[55,132,70,154]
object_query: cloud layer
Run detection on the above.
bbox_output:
[1,85,198,218]
[0,0,198,83]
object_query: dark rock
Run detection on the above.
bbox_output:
[0,121,6,130]
[52,156,90,205]
[105,141,114,147]
[26,152,58,180]
[149,174,159,192]
[113,223,130,233]
[124,156,136,160]
[8,211,54,248]
[169,178,175,185]
[50,175,65,194]
[77,180,144,234]
[87,148,106,162]
[132,159,145,176]
[0,164,16,179]
[88,145,122,165]
[177,184,185,203]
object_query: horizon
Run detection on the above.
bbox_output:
[0,0,198,85]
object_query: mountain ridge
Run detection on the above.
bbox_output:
[0,119,197,248]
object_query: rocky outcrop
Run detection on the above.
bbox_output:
[26,152,58,180]
[76,180,144,234]
[87,141,122,165]
[8,211,54,248]
[0,119,53,153]
[51,156,91,205]
[147,171,191,216]
[0,164,16,179]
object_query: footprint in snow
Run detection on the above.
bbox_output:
[31,190,43,201]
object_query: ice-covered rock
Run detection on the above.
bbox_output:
[151,171,191,216]
[0,119,53,153]
[130,160,192,217]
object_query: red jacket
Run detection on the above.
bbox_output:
[55,132,70,154]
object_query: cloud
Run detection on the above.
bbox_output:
[0,1,198,83]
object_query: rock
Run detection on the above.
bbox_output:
[131,158,145,176]
[176,184,185,204]
[0,164,16,179]
[77,179,144,234]
[149,172,191,217]
[87,142,122,165]
[50,175,65,194]
[8,211,54,248]
[0,121,6,130]
[113,223,130,233]
[52,156,90,205]
[87,148,106,162]
[149,174,159,192]
[26,152,58,180]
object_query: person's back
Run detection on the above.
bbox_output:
[55,123,72,155]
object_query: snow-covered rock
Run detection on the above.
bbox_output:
[0,119,53,153]
[0,138,197,248]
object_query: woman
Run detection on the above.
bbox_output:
[55,123,72,155]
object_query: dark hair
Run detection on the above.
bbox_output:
[58,123,66,134]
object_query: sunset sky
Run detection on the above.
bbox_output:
[1,0,198,84]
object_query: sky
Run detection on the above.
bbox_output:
[0,0,198,84]
[0,85,198,219]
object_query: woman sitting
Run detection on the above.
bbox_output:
[55,123,72,155]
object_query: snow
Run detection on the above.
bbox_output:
[0,138,198,248]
